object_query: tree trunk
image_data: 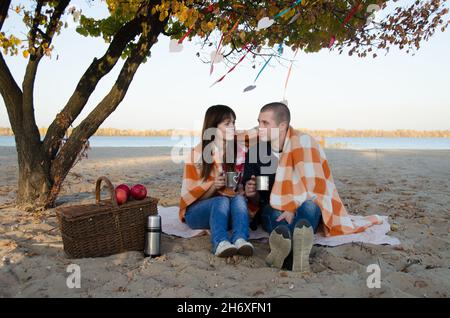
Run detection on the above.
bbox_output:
[15,135,52,210]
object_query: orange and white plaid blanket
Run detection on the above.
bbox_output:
[270,127,383,236]
[179,142,246,222]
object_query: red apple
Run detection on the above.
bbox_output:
[130,184,147,200]
[116,183,131,199]
[115,188,128,205]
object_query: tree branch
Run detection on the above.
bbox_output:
[162,29,177,36]
[44,0,71,45]
[29,0,70,58]
[29,1,44,48]
[0,0,11,31]
[21,57,42,144]
[19,0,71,151]
[49,16,166,190]
[43,15,146,160]
[0,52,23,132]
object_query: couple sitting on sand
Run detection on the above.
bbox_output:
[179,102,381,272]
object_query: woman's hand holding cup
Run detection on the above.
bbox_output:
[214,173,226,190]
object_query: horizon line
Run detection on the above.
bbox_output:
[0,127,449,138]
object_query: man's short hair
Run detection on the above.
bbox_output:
[260,102,291,125]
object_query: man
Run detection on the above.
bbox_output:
[242,102,321,272]
[243,102,382,273]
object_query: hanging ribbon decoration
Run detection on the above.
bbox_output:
[283,49,299,102]
[210,34,225,74]
[254,56,273,82]
[256,0,303,30]
[210,18,241,75]
[289,10,301,24]
[329,1,361,48]
[210,42,253,88]
[210,1,304,88]
[255,43,283,82]
[243,43,283,92]
[169,27,193,52]
[274,0,303,19]
[170,3,217,53]
[178,28,193,44]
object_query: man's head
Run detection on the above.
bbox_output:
[258,102,291,142]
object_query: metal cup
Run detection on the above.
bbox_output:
[256,175,269,191]
[226,172,239,189]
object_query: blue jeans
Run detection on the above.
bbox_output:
[185,195,250,253]
[261,200,322,234]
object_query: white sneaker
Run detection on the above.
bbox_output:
[234,238,254,256]
[214,241,237,258]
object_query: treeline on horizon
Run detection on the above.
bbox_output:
[0,127,449,138]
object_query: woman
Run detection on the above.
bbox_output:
[179,105,253,257]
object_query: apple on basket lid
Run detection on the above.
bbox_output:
[131,184,147,200]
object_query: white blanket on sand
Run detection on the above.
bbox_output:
[158,206,400,247]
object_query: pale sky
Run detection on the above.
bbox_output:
[1,0,449,132]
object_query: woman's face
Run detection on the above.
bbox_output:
[216,117,235,141]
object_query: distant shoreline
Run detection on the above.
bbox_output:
[0,127,449,138]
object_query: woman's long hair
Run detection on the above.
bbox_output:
[200,105,237,180]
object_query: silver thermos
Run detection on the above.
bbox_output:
[144,214,161,257]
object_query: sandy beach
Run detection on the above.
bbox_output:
[0,146,449,297]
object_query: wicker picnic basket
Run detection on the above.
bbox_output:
[56,176,158,259]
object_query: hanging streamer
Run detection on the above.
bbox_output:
[289,10,301,24]
[210,42,253,88]
[244,43,283,92]
[170,2,216,53]
[254,43,283,82]
[273,0,303,19]
[210,19,241,75]
[169,28,193,52]
[210,34,225,74]
[283,49,299,101]
[253,56,274,83]
[178,28,193,44]
[257,0,303,31]
[329,1,361,48]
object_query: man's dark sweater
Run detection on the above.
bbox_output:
[242,141,282,207]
